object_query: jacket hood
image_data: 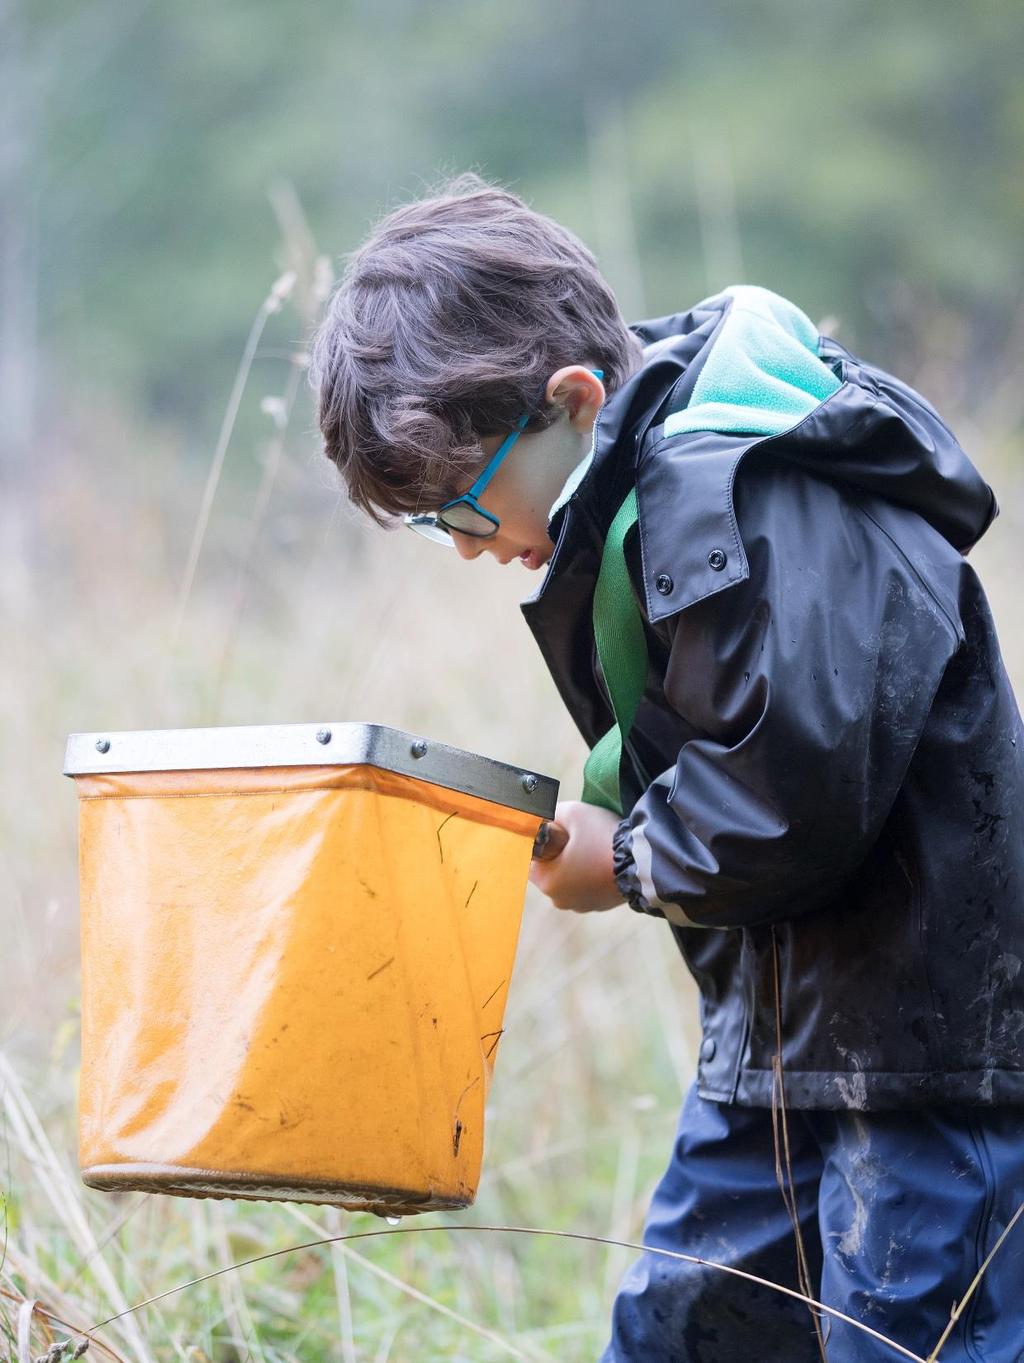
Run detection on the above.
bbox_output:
[555,286,997,624]
[637,286,996,546]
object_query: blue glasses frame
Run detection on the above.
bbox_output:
[404,369,603,545]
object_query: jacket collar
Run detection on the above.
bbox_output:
[524,294,734,621]
[561,298,727,544]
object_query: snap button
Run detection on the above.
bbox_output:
[655,573,673,595]
[707,548,727,572]
[699,1036,717,1063]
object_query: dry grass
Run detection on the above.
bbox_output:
[0,353,699,1358]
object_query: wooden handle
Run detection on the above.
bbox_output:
[532,820,569,861]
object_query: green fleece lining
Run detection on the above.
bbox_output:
[663,284,841,438]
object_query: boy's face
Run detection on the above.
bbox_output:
[449,366,605,571]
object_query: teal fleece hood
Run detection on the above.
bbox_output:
[662,284,841,438]
[550,285,841,519]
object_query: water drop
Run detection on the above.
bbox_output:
[385,1215,401,1225]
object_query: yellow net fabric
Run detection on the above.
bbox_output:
[75,764,541,1213]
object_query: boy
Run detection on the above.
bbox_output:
[311,174,1024,1361]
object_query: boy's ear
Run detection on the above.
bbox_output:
[545,366,606,431]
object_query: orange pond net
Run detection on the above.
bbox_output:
[68,731,554,1217]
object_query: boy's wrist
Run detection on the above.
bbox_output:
[611,817,647,914]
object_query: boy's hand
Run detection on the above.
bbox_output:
[528,800,624,913]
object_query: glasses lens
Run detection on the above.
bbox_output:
[404,513,455,546]
[438,500,498,537]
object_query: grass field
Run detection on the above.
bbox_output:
[1,296,1021,1360]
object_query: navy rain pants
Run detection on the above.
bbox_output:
[600,1085,1024,1362]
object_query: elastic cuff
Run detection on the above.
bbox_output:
[612,818,659,917]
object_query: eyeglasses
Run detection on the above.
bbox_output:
[404,370,603,546]
[405,412,530,545]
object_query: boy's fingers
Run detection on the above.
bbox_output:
[532,820,570,861]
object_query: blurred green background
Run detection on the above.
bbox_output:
[5,0,1024,456]
[2,2,1022,1359]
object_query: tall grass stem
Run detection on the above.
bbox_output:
[85,1223,929,1363]
[925,1198,1024,1363]
[281,1204,540,1361]
[0,1055,156,1363]
[161,270,296,718]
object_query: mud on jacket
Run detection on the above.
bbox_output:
[522,285,1024,1110]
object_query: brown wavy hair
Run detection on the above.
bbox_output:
[310,172,642,525]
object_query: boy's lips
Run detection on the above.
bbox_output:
[519,548,546,571]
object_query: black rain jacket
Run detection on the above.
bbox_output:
[521,290,1024,1110]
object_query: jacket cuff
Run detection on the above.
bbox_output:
[612,818,662,918]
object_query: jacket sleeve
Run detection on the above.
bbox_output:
[612,466,963,930]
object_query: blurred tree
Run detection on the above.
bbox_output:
[5,0,1022,459]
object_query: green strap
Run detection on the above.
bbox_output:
[581,488,646,815]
